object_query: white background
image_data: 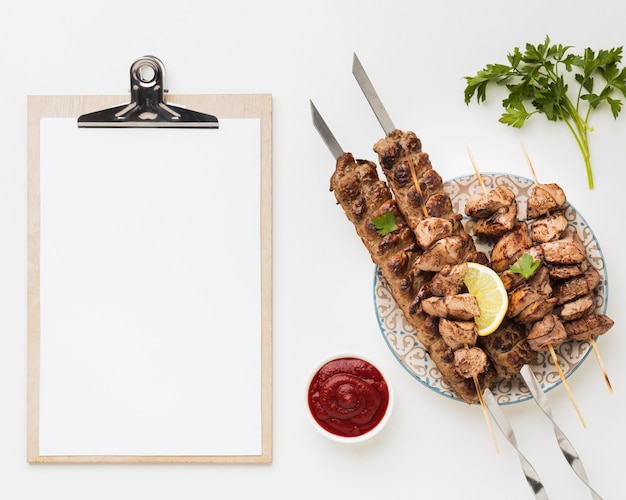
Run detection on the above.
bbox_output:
[2,1,626,499]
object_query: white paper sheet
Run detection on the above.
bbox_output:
[38,118,262,456]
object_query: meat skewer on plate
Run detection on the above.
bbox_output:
[522,144,614,394]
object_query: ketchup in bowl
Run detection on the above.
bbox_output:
[307,355,392,442]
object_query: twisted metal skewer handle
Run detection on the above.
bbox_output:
[520,365,603,500]
[483,389,549,499]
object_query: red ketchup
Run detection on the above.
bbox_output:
[308,357,390,438]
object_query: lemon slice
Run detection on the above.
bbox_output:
[463,262,508,336]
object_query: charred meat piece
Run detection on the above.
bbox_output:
[464,251,490,266]
[478,321,538,378]
[427,338,497,404]
[415,232,476,272]
[564,314,614,341]
[515,296,559,324]
[500,269,526,292]
[417,263,468,300]
[560,293,596,321]
[527,183,567,219]
[527,314,567,351]
[465,185,516,218]
[548,260,589,280]
[438,317,478,350]
[531,211,568,243]
[413,215,462,249]
[490,222,532,272]
[454,347,489,379]
[507,265,552,319]
[421,293,480,320]
[553,268,601,305]
[473,203,517,238]
[540,227,586,265]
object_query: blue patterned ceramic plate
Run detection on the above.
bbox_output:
[374,173,608,404]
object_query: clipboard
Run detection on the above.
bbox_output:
[27,56,272,464]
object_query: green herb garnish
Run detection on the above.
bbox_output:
[463,35,626,189]
[372,210,398,236]
[509,253,540,279]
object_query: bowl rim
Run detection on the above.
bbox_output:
[306,352,394,443]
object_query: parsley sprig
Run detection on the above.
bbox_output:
[372,210,398,236]
[464,35,626,189]
[509,253,540,279]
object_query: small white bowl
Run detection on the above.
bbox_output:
[306,353,394,443]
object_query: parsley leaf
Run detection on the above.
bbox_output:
[464,35,626,189]
[372,210,398,236]
[509,253,541,279]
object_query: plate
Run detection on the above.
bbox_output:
[374,173,609,404]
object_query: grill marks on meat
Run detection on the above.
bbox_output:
[478,321,538,378]
[466,185,518,238]
[490,222,532,272]
[527,183,567,219]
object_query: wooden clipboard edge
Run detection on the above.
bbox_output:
[26,94,273,464]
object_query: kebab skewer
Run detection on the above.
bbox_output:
[521,143,614,394]
[464,153,586,426]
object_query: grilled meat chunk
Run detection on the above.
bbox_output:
[465,185,516,218]
[490,222,532,272]
[531,211,568,243]
[527,314,567,351]
[428,337,497,403]
[473,203,517,237]
[527,183,567,219]
[421,293,480,320]
[415,232,476,272]
[553,268,601,305]
[439,317,478,350]
[507,265,552,319]
[564,314,614,341]
[548,260,589,280]
[560,293,596,321]
[417,263,468,300]
[515,296,559,324]
[478,321,538,378]
[414,215,462,249]
[540,228,586,265]
[454,347,489,378]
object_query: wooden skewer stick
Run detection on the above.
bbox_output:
[406,157,430,218]
[522,140,613,394]
[548,345,587,427]
[590,336,614,393]
[466,144,488,195]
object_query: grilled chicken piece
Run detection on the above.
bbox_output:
[553,268,601,305]
[464,251,490,266]
[425,193,455,218]
[560,293,596,321]
[564,314,614,341]
[548,260,589,280]
[500,269,526,292]
[527,183,567,219]
[417,263,468,300]
[507,265,552,318]
[531,211,568,243]
[527,314,567,351]
[490,222,532,272]
[416,313,441,348]
[438,317,478,350]
[465,185,516,218]
[540,228,586,265]
[515,296,559,324]
[427,338,497,403]
[454,347,489,378]
[421,293,480,320]
[414,215,462,249]
[478,321,538,378]
[415,232,476,272]
[473,203,517,237]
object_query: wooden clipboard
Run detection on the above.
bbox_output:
[27,61,272,464]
